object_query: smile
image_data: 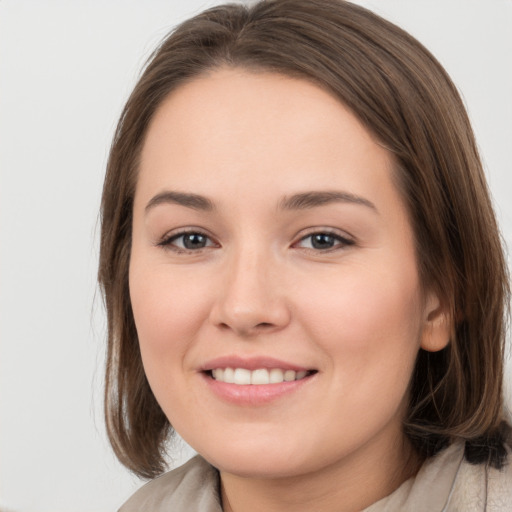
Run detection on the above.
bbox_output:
[210,368,314,385]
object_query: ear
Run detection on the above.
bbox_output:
[420,291,452,352]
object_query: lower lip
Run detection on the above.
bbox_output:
[201,372,315,405]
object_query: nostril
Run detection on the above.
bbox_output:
[256,322,274,328]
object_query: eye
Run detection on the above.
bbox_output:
[295,231,354,251]
[158,230,216,252]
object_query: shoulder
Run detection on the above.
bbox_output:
[365,442,512,511]
[449,443,512,511]
[118,455,222,512]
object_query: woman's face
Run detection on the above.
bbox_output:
[129,68,445,479]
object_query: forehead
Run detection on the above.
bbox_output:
[137,68,396,200]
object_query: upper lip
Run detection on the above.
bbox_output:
[201,355,313,372]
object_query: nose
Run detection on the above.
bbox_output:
[209,246,291,337]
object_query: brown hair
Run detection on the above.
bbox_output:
[98,0,510,478]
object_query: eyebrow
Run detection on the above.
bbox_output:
[145,189,377,214]
[145,191,215,213]
[278,191,378,213]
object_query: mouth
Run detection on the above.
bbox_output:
[207,367,317,385]
[200,356,318,404]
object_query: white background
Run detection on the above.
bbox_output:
[1,1,511,511]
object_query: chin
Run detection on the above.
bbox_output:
[183,433,296,477]
[190,434,330,479]
[208,452,305,479]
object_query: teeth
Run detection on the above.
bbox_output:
[284,370,296,382]
[223,368,234,383]
[211,367,311,385]
[212,368,223,381]
[269,368,284,383]
[233,368,251,385]
[251,369,270,385]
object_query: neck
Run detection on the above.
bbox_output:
[220,434,421,512]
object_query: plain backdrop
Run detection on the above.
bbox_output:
[1,1,511,511]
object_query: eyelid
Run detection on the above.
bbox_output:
[155,226,354,253]
[156,227,218,252]
[292,228,355,251]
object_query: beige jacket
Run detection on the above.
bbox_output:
[119,443,512,511]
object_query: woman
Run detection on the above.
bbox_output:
[98,0,511,510]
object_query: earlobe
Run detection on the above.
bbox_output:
[420,292,452,352]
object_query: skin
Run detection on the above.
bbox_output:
[129,68,450,512]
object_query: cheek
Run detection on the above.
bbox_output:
[129,262,211,365]
[295,265,423,446]
[128,263,216,423]
[297,260,423,383]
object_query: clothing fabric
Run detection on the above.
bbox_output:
[119,443,512,511]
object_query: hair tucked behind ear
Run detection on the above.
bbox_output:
[99,0,510,478]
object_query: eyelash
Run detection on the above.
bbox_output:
[157,229,355,254]
[294,230,355,252]
[157,229,217,253]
